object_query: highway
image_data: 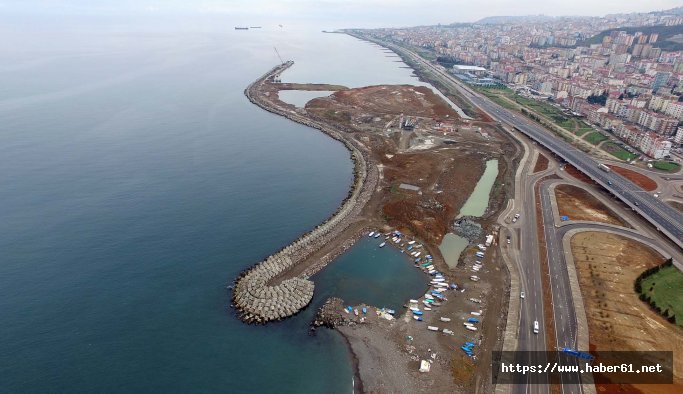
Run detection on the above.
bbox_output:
[367,34,683,250]
[353,34,683,394]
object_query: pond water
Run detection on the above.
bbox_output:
[278,90,336,107]
[458,159,499,218]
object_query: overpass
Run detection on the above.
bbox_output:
[354,33,683,252]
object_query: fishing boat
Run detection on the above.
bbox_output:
[368,231,375,237]
[410,307,420,312]
[354,309,359,316]
[386,309,396,315]
[346,306,353,313]
[374,233,381,238]
[235,27,249,30]
[362,307,367,314]
[379,242,386,248]
[409,299,418,304]
[412,311,423,316]
[427,326,439,331]
[408,240,416,245]
[424,307,432,311]
[440,317,451,322]
[413,315,423,321]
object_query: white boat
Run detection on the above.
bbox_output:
[379,242,386,247]
[440,317,451,322]
[471,311,482,316]
[424,307,432,311]
[354,309,359,316]
[466,326,478,331]
[433,278,445,282]
[409,299,419,304]
[368,231,375,237]
[443,329,454,335]
[410,307,420,312]
[374,233,380,238]
[427,326,439,331]
[414,252,421,257]
[408,240,416,245]
[424,294,434,300]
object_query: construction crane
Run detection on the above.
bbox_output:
[273,47,284,65]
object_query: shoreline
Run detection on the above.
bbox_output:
[232,61,379,323]
[236,47,518,392]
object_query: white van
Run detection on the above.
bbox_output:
[533,320,540,334]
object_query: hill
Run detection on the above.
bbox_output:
[578,24,683,51]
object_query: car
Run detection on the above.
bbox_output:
[607,181,612,185]
[634,201,639,206]
[520,291,525,299]
[533,320,539,334]
[507,238,511,244]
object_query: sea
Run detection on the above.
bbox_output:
[0,20,431,393]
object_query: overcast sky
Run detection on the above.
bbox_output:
[2,0,681,27]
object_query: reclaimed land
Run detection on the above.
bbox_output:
[233,61,378,324]
[234,60,519,392]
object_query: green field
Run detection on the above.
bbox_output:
[652,161,681,172]
[639,266,683,327]
[584,132,608,145]
[602,142,638,161]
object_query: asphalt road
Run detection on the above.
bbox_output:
[367,35,683,250]
[354,35,682,394]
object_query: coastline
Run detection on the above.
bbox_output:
[233,61,379,323]
[237,47,519,392]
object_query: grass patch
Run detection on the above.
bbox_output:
[584,132,608,145]
[638,265,683,327]
[652,161,681,172]
[602,142,638,161]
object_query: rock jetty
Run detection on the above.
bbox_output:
[232,62,376,324]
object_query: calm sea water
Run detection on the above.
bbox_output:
[0,23,431,393]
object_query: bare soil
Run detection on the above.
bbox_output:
[669,200,683,214]
[608,165,658,192]
[565,164,596,185]
[254,74,519,392]
[570,232,683,392]
[533,153,549,173]
[554,184,631,228]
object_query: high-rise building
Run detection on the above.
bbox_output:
[652,71,671,92]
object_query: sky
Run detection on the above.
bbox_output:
[1,0,681,28]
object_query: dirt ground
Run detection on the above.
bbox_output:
[533,153,549,173]
[669,200,683,214]
[608,165,658,192]
[554,184,631,228]
[565,164,597,185]
[336,237,509,393]
[253,72,518,392]
[570,232,683,393]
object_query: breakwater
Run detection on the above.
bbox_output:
[232,62,378,323]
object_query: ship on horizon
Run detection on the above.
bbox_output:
[235,27,249,30]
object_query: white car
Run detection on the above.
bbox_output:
[520,291,525,299]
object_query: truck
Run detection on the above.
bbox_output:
[598,163,611,172]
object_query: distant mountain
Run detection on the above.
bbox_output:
[475,15,560,25]
[473,6,683,25]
